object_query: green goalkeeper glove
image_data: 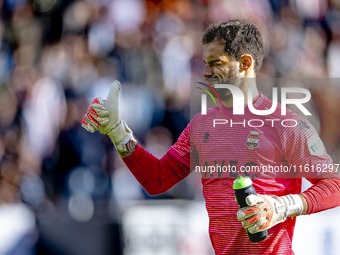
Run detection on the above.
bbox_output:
[82,80,133,152]
[237,194,303,234]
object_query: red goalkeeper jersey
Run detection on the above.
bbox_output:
[168,92,333,255]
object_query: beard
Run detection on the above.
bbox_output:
[205,65,243,102]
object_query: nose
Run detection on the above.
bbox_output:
[202,64,214,78]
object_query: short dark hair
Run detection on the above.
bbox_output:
[201,19,264,73]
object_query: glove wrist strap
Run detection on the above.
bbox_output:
[107,119,133,151]
[280,194,303,217]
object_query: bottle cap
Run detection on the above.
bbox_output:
[233,175,253,190]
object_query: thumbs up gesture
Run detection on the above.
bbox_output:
[82,80,133,152]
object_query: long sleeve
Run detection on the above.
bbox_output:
[276,109,340,214]
[302,177,340,214]
[122,144,190,195]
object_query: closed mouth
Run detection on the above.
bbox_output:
[205,78,220,86]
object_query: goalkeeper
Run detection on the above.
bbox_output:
[82,20,340,254]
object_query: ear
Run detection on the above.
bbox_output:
[238,54,253,72]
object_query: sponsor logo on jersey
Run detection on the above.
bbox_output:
[297,120,310,132]
[203,132,209,143]
[247,130,260,150]
[307,133,325,156]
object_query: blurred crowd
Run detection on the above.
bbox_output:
[1,0,340,253]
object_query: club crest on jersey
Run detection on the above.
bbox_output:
[246,131,260,150]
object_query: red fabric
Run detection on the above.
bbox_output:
[302,177,340,214]
[122,92,340,254]
[122,144,190,195]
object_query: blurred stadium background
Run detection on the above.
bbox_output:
[1,0,340,254]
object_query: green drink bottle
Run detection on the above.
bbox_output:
[233,176,267,242]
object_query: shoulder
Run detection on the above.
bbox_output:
[276,102,314,134]
[190,107,221,130]
[259,93,313,131]
[271,101,323,156]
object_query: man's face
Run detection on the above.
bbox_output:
[202,41,243,101]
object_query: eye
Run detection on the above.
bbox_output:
[211,61,221,66]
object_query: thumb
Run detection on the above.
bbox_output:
[99,81,121,132]
[105,80,121,112]
[246,194,265,206]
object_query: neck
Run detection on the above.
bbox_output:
[222,78,259,107]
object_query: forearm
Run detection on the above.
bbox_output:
[298,194,308,215]
[301,178,340,214]
[81,81,190,194]
[122,144,190,195]
[290,177,340,216]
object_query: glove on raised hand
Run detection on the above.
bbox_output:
[82,80,133,152]
[237,194,303,234]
